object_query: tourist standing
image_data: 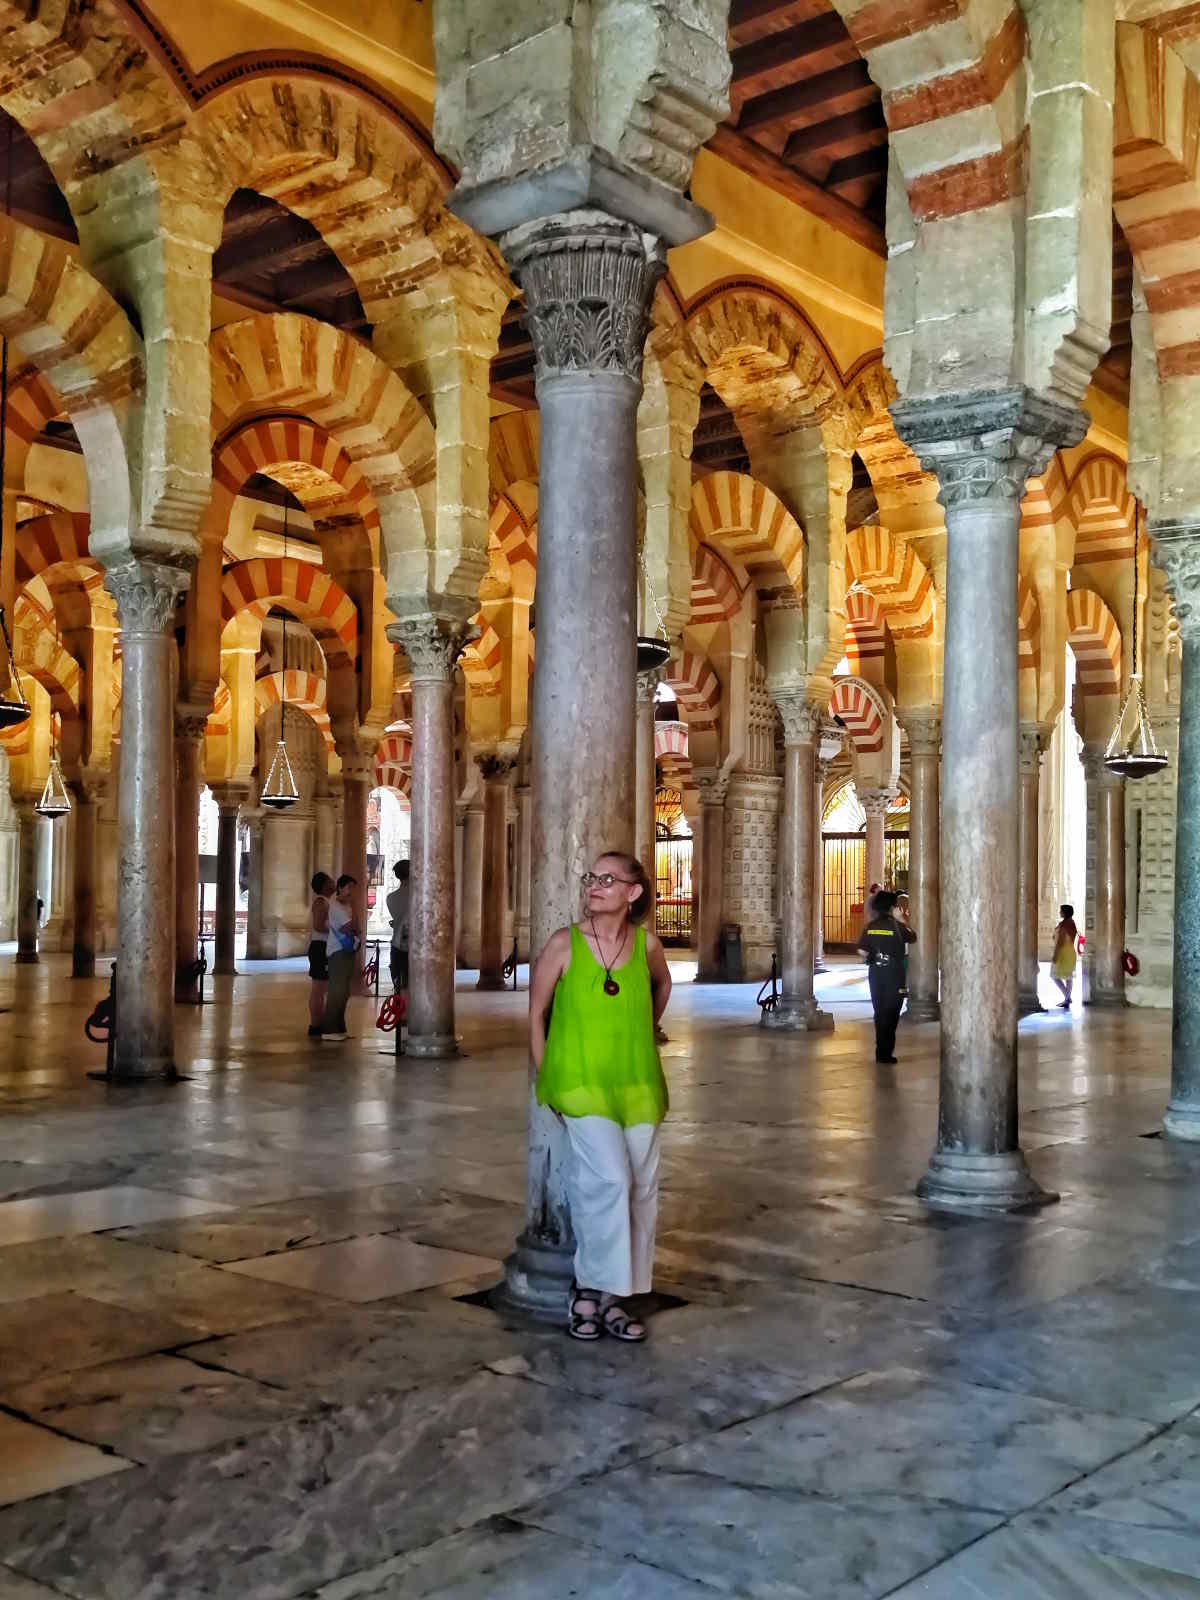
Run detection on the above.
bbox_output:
[320,874,360,1041]
[307,873,334,1037]
[530,851,672,1343]
[387,858,410,995]
[1051,903,1079,1009]
[857,889,917,1064]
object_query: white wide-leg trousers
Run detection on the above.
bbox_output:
[564,1115,661,1297]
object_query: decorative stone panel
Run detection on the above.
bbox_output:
[723,772,781,979]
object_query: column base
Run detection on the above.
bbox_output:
[905,996,941,1023]
[1085,989,1127,1009]
[72,956,96,980]
[762,998,835,1033]
[108,1060,179,1083]
[1017,990,1044,1017]
[916,1148,1059,1212]
[489,1230,575,1324]
[213,961,237,977]
[476,974,508,992]
[405,1032,459,1060]
[813,955,827,975]
[15,951,37,965]
[1163,1100,1200,1141]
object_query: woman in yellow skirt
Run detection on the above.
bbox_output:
[1051,903,1079,1009]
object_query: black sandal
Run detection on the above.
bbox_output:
[602,1301,647,1342]
[568,1286,603,1341]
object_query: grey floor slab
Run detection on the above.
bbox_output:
[0,1412,131,1508]
[0,1234,192,1304]
[81,1261,342,1336]
[0,1187,229,1247]
[218,1234,501,1302]
[0,1293,200,1386]
[0,1371,686,1600]
[0,1572,74,1599]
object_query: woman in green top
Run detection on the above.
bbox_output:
[531,851,672,1342]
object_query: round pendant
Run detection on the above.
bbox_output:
[603,977,620,997]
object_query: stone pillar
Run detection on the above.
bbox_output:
[15,801,37,963]
[108,562,189,1079]
[893,390,1081,1209]
[458,800,485,970]
[813,756,830,974]
[174,710,207,1002]
[71,778,100,979]
[515,781,532,960]
[860,789,890,895]
[695,772,727,981]
[38,814,68,951]
[1156,525,1200,1137]
[211,787,244,977]
[244,814,265,959]
[492,215,663,1317]
[340,764,371,947]
[764,695,833,1031]
[903,711,941,1023]
[388,617,464,1059]
[1081,746,1126,1008]
[314,785,337,882]
[1018,724,1047,1014]
[477,753,516,989]
[636,668,660,915]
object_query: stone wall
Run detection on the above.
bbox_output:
[723,772,781,979]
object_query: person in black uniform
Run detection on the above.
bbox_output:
[856,889,917,1064]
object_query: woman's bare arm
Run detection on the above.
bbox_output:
[644,930,672,1025]
[529,927,571,1070]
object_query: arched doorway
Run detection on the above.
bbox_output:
[654,785,693,944]
[822,783,910,947]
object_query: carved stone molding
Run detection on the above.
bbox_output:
[891,388,1087,510]
[174,705,210,745]
[772,691,823,747]
[1151,519,1200,642]
[859,788,895,821]
[503,212,665,385]
[1081,745,1124,789]
[695,769,729,808]
[388,616,475,683]
[1018,722,1049,778]
[477,752,518,784]
[106,561,190,637]
[900,708,942,759]
[209,782,249,817]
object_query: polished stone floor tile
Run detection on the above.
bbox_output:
[0,1186,228,1247]
[0,1570,74,1598]
[0,1234,191,1304]
[218,1234,501,1302]
[886,1522,1200,1598]
[0,1371,686,1600]
[0,1293,199,1386]
[2,1355,314,1464]
[0,1412,131,1509]
[83,1261,340,1336]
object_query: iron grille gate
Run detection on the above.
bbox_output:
[655,834,694,944]
[822,832,910,948]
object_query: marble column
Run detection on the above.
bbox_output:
[1018,724,1047,1014]
[813,756,830,974]
[388,617,464,1059]
[15,801,37,964]
[244,814,265,960]
[477,754,516,990]
[38,815,67,951]
[71,777,101,979]
[212,790,243,977]
[695,772,727,981]
[107,561,189,1079]
[496,214,662,1317]
[860,789,890,895]
[1155,525,1200,1135]
[314,785,337,882]
[636,667,660,915]
[903,710,941,1023]
[515,781,532,960]
[339,764,371,942]
[765,694,833,1031]
[174,710,207,1003]
[1081,746,1126,1008]
[458,800,484,970]
[893,389,1081,1208]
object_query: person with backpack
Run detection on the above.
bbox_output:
[857,889,917,1064]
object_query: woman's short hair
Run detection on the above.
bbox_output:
[1060,903,1074,918]
[599,850,652,923]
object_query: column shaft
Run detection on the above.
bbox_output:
[244,816,265,959]
[515,782,532,960]
[636,673,658,917]
[1017,726,1044,1014]
[695,784,725,980]
[71,791,98,979]
[340,774,370,937]
[15,803,37,963]
[1083,752,1126,1007]
[458,802,484,969]
[813,759,827,974]
[904,718,941,1023]
[477,758,514,989]
[214,801,240,976]
[174,720,206,1002]
[1167,632,1200,1135]
[864,804,886,894]
[764,699,832,1031]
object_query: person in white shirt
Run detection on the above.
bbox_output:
[387,858,410,993]
[319,874,360,1040]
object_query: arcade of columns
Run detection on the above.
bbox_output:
[1,0,1200,1307]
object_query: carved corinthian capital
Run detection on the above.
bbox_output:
[387,617,476,683]
[773,691,823,747]
[504,214,665,385]
[1151,519,1200,643]
[900,707,941,759]
[891,388,1087,510]
[106,561,190,636]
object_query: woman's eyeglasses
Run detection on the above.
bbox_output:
[581,871,637,888]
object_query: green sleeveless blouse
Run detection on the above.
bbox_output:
[536,924,668,1127]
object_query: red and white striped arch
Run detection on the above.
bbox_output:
[220,559,357,670]
[689,471,805,608]
[1066,587,1122,697]
[488,493,537,602]
[846,525,934,638]
[1068,454,1135,566]
[1017,575,1040,678]
[374,731,412,799]
[254,670,334,753]
[829,675,887,756]
[664,651,721,733]
[461,619,503,695]
[690,544,742,625]
[213,415,382,549]
[14,511,93,589]
[654,720,689,761]
[844,588,887,672]
[11,594,82,718]
[685,284,842,428]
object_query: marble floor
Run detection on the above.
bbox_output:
[0,952,1197,1598]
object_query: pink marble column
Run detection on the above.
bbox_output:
[765,694,832,1031]
[477,753,516,990]
[70,775,102,979]
[860,789,891,895]
[174,709,208,1003]
[813,755,830,974]
[695,771,727,980]
[901,709,941,1022]
[210,787,245,977]
[1018,723,1047,1014]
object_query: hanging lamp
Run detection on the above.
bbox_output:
[259,496,298,811]
[35,709,71,817]
[1103,503,1168,781]
[636,543,671,672]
